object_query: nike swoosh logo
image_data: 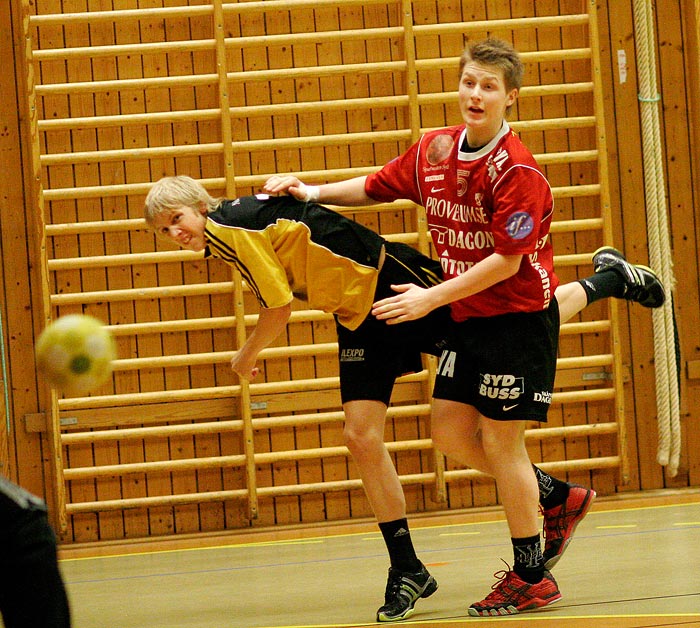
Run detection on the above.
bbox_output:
[431,187,445,193]
[502,404,518,411]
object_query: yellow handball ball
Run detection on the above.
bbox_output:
[35,314,116,395]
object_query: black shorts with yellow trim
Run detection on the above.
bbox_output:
[432,299,560,422]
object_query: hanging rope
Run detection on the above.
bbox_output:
[632,0,681,476]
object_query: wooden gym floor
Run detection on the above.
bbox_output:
[56,489,700,628]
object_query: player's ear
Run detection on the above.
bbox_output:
[198,201,208,216]
[505,87,519,108]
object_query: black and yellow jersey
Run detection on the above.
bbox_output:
[204,194,385,330]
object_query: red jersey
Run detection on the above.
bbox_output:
[365,122,558,321]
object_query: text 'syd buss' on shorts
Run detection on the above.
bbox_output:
[433,300,559,422]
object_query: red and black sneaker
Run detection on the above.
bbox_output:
[468,568,561,617]
[543,484,596,569]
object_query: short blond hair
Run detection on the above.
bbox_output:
[144,175,221,225]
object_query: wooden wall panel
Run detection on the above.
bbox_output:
[0,0,16,478]
[683,0,700,487]
[599,0,696,492]
[2,0,697,546]
[2,0,58,512]
[658,0,700,490]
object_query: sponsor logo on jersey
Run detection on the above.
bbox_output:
[429,227,495,251]
[439,255,475,276]
[425,174,445,182]
[530,260,552,308]
[479,373,524,400]
[340,348,365,362]
[422,163,450,172]
[487,147,510,181]
[425,198,489,224]
[426,134,455,165]
[505,211,534,240]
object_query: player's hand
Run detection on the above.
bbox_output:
[263,175,310,201]
[371,283,435,324]
[230,352,260,380]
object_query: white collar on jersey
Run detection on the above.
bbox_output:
[458,120,511,161]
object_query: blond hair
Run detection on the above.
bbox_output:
[144,175,221,225]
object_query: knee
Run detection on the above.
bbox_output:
[343,422,383,458]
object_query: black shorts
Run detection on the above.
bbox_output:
[337,242,451,405]
[432,299,560,422]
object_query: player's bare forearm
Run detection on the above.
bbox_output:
[428,253,521,306]
[263,175,376,207]
[372,253,522,323]
[230,303,292,379]
[371,283,441,324]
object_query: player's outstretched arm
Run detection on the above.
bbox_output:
[263,175,377,207]
[230,303,292,380]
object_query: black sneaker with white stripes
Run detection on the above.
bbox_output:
[592,246,666,308]
[376,563,438,622]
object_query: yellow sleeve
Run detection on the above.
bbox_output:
[206,221,293,309]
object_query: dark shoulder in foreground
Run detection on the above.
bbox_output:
[209,194,303,229]
[210,194,386,266]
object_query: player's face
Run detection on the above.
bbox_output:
[153,204,208,251]
[458,62,518,146]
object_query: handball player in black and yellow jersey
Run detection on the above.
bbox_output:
[146,171,664,622]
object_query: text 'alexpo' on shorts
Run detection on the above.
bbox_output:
[336,242,451,406]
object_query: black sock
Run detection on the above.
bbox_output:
[512,534,545,584]
[533,465,570,510]
[578,270,626,304]
[379,518,421,572]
